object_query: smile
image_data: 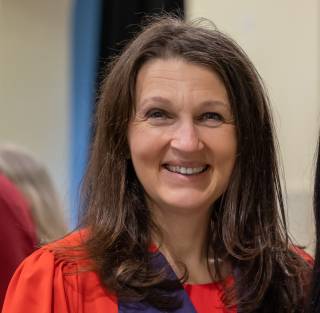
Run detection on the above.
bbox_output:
[164,165,209,176]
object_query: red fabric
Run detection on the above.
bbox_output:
[2,230,117,313]
[0,175,37,310]
[2,230,313,313]
[184,277,236,313]
[184,247,314,313]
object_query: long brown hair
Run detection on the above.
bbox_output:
[80,16,310,312]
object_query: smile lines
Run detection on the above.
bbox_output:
[164,164,209,175]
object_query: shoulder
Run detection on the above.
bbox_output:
[18,230,87,270]
[44,228,88,255]
[43,227,87,247]
[291,246,314,266]
[2,230,118,313]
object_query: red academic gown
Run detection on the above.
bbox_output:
[0,175,37,310]
[2,230,312,313]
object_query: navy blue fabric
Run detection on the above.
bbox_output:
[118,251,197,313]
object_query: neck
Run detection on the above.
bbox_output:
[151,206,213,284]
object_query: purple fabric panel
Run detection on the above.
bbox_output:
[118,251,197,313]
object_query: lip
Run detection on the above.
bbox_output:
[161,162,210,177]
[166,164,209,175]
[162,161,208,168]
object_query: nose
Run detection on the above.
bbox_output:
[170,120,204,152]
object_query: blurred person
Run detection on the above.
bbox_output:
[0,174,36,310]
[307,136,320,313]
[2,16,313,313]
[0,144,68,244]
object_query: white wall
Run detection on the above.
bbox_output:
[0,0,72,211]
[186,0,320,252]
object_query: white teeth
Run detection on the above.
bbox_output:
[166,165,207,175]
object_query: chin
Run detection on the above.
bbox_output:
[162,197,213,214]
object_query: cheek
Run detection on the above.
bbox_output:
[128,126,145,159]
[208,129,237,163]
[211,136,237,186]
[128,125,168,160]
[223,137,237,164]
[128,132,157,170]
[212,136,237,194]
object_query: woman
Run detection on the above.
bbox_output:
[2,16,312,313]
[0,144,68,244]
[307,137,320,312]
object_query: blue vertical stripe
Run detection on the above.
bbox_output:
[70,0,101,228]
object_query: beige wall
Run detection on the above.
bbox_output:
[186,0,320,252]
[0,0,71,210]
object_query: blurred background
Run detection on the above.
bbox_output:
[0,0,319,252]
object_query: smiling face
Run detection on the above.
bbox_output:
[127,58,237,217]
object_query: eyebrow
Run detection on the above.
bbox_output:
[139,97,229,109]
[139,96,172,108]
[200,100,230,109]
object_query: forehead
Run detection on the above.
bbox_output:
[135,58,229,105]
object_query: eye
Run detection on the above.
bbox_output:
[201,112,223,121]
[147,109,167,119]
[198,112,225,127]
[147,110,166,119]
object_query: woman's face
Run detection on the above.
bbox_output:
[128,58,237,216]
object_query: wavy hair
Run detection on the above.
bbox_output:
[80,16,310,312]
